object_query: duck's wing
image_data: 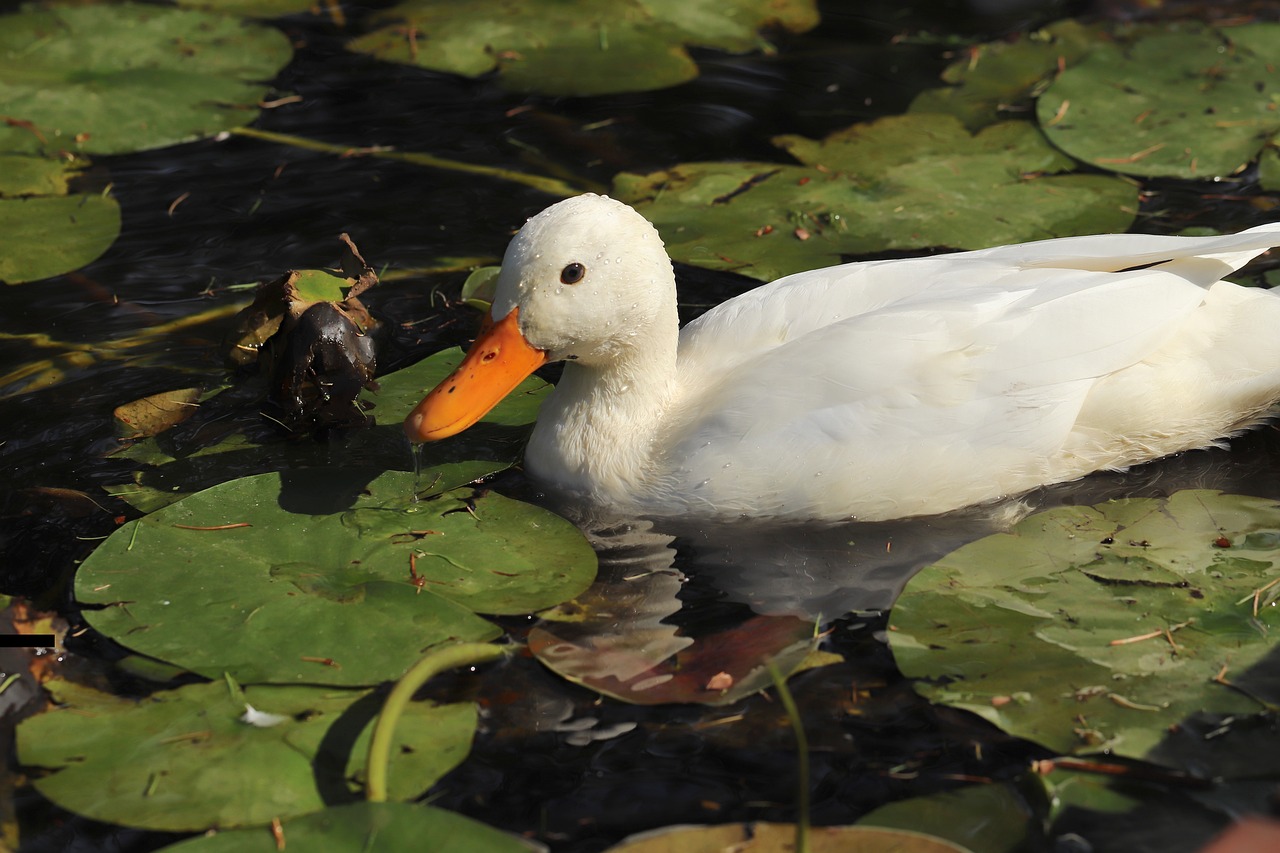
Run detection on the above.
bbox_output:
[666,224,1280,518]
[677,222,1280,384]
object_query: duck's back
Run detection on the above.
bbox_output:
[660,224,1280,520]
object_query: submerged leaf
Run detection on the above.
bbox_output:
[615,114,1137,280]
[609,822,971,852]
[349,0,819,96]
[78,469,596,685]
[890,491,1280,761]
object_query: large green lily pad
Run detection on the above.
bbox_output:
[78,468,596,685]
[615,113,1136,281]
[0,4,293,156]
[18,677,475,831]
[889,491,1280,761]
[0,155,121,284]
[1037,23,1280,179]
[348,0,818,96]
[162,801,541,851]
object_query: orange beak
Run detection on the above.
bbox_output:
[403,307,547,442]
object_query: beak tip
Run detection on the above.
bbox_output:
[403,412,426,443]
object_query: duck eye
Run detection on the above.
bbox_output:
[560,262,586,285]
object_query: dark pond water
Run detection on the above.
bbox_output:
[3,1,1280,851]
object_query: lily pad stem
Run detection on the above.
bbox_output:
[230,127,604,198]
[767,658,811,853]
[366,642,507,803]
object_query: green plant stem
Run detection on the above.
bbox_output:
[768,658,811,853]
[231,127,605,197]
[366,642,507,803]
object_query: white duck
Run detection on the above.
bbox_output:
[405,194,1280,522]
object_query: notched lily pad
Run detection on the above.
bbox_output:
[78,468,596,685]
[1038,23,1280,179]
[0,3,294,156]
[348,0,819,96]
[18,677,476,832]
[615,113,1137,280]
[0,155,121,284]
[889,491,1280,761]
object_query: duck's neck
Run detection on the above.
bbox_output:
[526,322,680,506]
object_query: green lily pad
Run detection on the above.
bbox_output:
[614,113,1137,280]
[910,20,1098,131]
[0,4,293,156]
[0,155,121,284]
[889,491,1280,761]
[1037,23,1280,179]
[348,0,818,96]
[78,468,596,685]
[161,801,541,852]
[18,677,475,831]
[106,346,549,512]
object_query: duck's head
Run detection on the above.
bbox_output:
[404,194,674,443]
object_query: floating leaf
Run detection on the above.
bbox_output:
[608,822,971,852]
[18,678,475,831]
[889,491,1280,761]
[0,4,293,156]
[615,114,1137,280]
[0,155,121,284]
[348,0,819,96]
[161,801,541,852]
[910,20,1098,131]
[1037,24,1280,179]
[78,469,596,685]
[113,388,203,439]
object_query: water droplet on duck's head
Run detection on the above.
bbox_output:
[555,286,563,295]
[722,462,732,469]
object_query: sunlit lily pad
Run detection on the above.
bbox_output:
[0,3,293,156]
[0,155,120,284]
[18,677,475,831]
[1037,24,1280,179]
[909,20,1098,131]
[614,114,1137,280]
[78,468,596,685]
[348,0,818,96]
[609,822,971,852]
[161,801,543,851]
[889,491,1280,761]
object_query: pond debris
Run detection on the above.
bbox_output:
[223,234,382,433]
